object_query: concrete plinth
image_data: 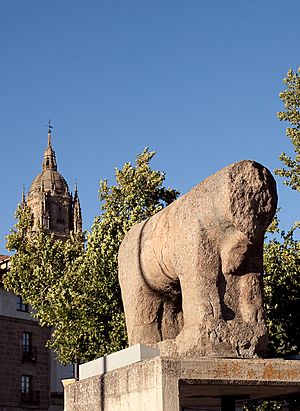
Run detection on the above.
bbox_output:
[64,351,300,411]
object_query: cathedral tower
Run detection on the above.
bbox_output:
[26,125,82,240]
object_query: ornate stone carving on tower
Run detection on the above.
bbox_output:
[25,126,82,240]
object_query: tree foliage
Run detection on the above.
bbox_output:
[276,67,300,191]
[242,68,300,411]
[4,148,178,364]
[242,69,300,411]
[262,67,300,359]
[4,204,86,364]
[242,221,300,411]
[264,223,300,357]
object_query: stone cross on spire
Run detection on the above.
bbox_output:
[47,117,53,147]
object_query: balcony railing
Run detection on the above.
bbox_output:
[21,390,40,405]
[22,346,37,363]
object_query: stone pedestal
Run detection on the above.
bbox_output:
[64,348,300,411]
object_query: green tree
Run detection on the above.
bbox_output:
[243,221,300,411]
[243,69,300,411]
[243,400,285,411]
[263,67,300,358]
[4,204,86,364]
[4,148,178,364]
[276,67,300,191]
[264,223,300,357]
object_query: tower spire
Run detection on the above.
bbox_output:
[42,120,57,171]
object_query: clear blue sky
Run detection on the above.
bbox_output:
[1,0,299,254]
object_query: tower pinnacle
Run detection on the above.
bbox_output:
[73,182,82,233]
[21,186,26,209]
[42,125,57,172]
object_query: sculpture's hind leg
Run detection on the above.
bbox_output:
[118,222,164,346]
[120,275,164,345]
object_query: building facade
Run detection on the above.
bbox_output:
[0,126,81,410]
[0,255,52,410]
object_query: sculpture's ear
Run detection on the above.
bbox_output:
[221,230,251,275]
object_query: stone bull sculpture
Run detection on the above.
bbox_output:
[118,160,277,358]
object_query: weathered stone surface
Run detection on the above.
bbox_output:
[64,356,300,411]
[64,357,163,411]
[118,160,277,358]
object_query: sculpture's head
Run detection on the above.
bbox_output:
[218,161,277,276]
[227,160,278,241]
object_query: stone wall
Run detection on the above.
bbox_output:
[0,315,51,410]
[65,357,163,411]
[65,356,300,411]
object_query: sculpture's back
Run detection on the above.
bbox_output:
[118,160,277,358]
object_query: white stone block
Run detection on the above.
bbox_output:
[79,344,159,380]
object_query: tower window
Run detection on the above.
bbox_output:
[17,296,28,312]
